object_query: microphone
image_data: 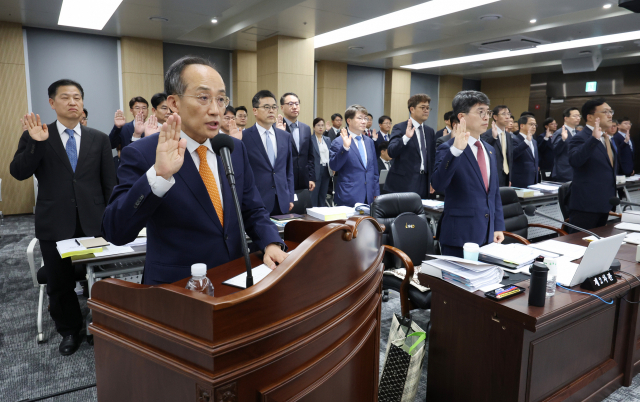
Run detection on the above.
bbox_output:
[211,134,254,288]
[523,205,601,239]
[610,197,640,208]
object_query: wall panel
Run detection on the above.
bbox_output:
[411,72,440,130]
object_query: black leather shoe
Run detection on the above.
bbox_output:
[59,333,82,356]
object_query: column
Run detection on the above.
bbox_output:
[232,50,258,127]
[437,75,463,119]
[120,37,164,121]
[384,69,412,124]
[316,61,347,125]
[481,74,532,118]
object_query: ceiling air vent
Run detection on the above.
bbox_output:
[471,35,550,51]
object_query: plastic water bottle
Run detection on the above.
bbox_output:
[544,258,558,297]
[185,263,214,296]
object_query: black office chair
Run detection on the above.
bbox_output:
[500,187,567,244]
[290,189,312,215]
[557,181,621,232]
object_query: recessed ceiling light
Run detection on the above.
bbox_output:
[58,0,124,30]
[149,16,168,22]
[402,29,640,70]
[603,4,612,8]
[530,19,537,23]
[348,46,364,50]
[211,17,218,24]
[314,0,501,48]
[479,14,502,21]
[579,50,592,55]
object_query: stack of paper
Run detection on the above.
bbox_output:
[422,199,444,208]
[126,237,147,247]
[626,175,640,182]
[528,240,587,262]
[480,243,553,269]
[94,245,135,257]
[56,237,104,258]
[615,222,640,232]
[306,206,356,221]
[622,211,640,224]
[528,183,560,193]
[624,232,640,245]
[422,255,504,292]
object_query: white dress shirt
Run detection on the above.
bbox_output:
[520,133,535,156]
[380,157,391,170]
[402,117,426,170]
[380,131,390,142]
[146,131,223,204]
[564,124,576,139]
[586,125,606,146]
[57,120,82,154]
[256,123,277,158]
[316,135,330,165]
[343,129,367,162]
[449,135,491,182]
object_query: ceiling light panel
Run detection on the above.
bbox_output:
[58,0,123,30]
[313,0,501,49]
[402,30,640,70]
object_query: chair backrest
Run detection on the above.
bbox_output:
[291,189,312,214]
[389,212,434,269]
[558,181,572,221]
[499,187,528,244]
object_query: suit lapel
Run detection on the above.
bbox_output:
[75,126,94,172]
[249,126,272,166]
[276,129,288,164]
[47,122,74,174]
[311,133,320,155]
[176,152,223,231]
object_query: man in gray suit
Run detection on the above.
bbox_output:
[551,107,582,182]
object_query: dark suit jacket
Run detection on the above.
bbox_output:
[243,124,295,214]
[435,127,449,140]
[511,134,539,188]
[436,133,451,147]
[384,120,436,196]
[536,133,554,171]
[374,131,391,157]
[10,122,116,241]
[378,157,392,173]
[329,134,380,207]
[568,127,618,214]
[481,128,513,186]
[102,133,281,285]
[324,127,340,142]
[612,132,635,176]
[109,121,144,150]
[282,120,315,190]
[431,138,505,248]
[551,126,576,182]
[310,135,332,183]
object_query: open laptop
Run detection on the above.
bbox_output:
[556,232,626,287]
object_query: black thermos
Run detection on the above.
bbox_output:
[528,262,549,307]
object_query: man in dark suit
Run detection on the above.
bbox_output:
[435,110,453,141]
[324,113,343,142]
[109,96,148,150]
[330,104,380,206]
[377,141,392,173]
[481,105,513,187]
[373,115,392,157]
[537,117,557,181]
[613,116,635,176]
[102,57,287,284]
[551,107,581,182]
[11,79,116,356]
[511,115,539,188]
[243,90,295,215]
[279,92,316,193]
[432,90,505,257]
[568,98,618,231]
[436,114,459,147]
[364,113,375,137]
[384,93,436,198]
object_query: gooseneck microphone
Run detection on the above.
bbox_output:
[523,205,601,239]
[610,197,640,208]
[211,134,254,288]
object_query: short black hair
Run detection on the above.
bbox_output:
[344,104,368,126]
[129,96,149,109]
[151,93,167,109]
[313,117,325,127]
[378,115,391,125]
[582,98,607,120]
[331,113,343,121]
[83,108,88,117]
[367,113,373,118]
[619,116,631,124]
[235,106,247,115]
[611,119,619,125]
[252,90,277,108]
[518,115,534,127]
[443,111,453,121]
[449,114,459,126]
[225,105,236,115]
[492,105,509,118]
[280,92,299,105]
[543,117,555,128]
[165,55,216,96]
[48,79,84,99]
[562,107,580,119]
[378,141,390,152]
[452,90,490,117]
[520,111,535,117]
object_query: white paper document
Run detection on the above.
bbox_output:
[528,184,559,192]
[222,264,273,289]
[616,222,640,232]
[56,237,95,258]
[93,245,135,257]
[528,240,587,262]
[480,243,550,267]
[624,232,640,245]
[422,258,503,292]
[422,199,444,208]
[622,211,640,224]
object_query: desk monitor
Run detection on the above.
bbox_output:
[379,169,389,185]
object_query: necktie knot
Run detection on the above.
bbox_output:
[65,128,75,136]
[196,145,208,159]
[475,140,482,148]
[290,122,297,129]
[355,135,362,142]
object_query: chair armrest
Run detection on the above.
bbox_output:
[27,238,39,288]
[383,245,414,318]
[609,211,622,218]
[502,231,530,245]
[528,223,568,236]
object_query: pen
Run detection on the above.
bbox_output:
[75,239,81,246]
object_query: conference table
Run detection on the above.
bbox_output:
[420,223,640,402]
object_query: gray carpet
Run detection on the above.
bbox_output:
[1,214,639,402]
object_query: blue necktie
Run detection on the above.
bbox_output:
[291,122,300,151]
[266,131,275,167]
[355,135,366,166]
[65,128,78,172]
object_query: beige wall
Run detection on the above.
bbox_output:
[257,36,315,125]
[384,69,412,125]
[437,75,463,119]
[232,50,257,127]
[316,61,347,126]
[481,74,532,118]
[1,22,34,215]
[120,37,164,121]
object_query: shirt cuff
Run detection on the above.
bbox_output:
[343,145,350,151]
[403,135,410,145]
[132,136,142,142]
[544,137,549,141]
[524,139,533,147]
[146,165,175,197]
[449,145,463,157]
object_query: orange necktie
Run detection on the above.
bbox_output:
[196,146,224,226]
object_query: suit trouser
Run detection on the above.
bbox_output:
[416,173,429,199]
[39,211,85,336]
[311,166,331,207]
[271,195,284,216]
[568,210,609,233]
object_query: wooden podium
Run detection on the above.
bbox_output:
[88,217,384,401]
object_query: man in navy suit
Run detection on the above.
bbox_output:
[613,116,635,176]
[568,98,618,231]
[432,90,505,258]
[324,113,343,142]
[109,96,148,150]
[279,92,316,192]
[481,105,513,186]
[551,107,581,182]
[511,115,539,188]
[373,115,392,158]
[329,104,380,207]
[102,56,287,285]
[384,94,436,198]
[244,90,295,215]
[435,110,453,140]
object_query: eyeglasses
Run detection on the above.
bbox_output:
[569,114,582,119]
[257,105,278,112]
[469,110,493,118]
[416,106,432,112]
[223,116,236,121]
[497,112,511,117]
[80,117,87,122]
[354,117,368,122]
[283,102,300,107]
[179,94,230,108]
[599,109,615,116]
[132,106,148,111]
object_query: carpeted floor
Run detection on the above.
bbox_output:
[1,214,640,402]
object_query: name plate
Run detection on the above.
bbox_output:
[580,270,617,291]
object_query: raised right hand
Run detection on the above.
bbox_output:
[592,118,602,140]
[491,121,498,139]
[22,113,49,141]
[546,127,553,138]
[114,109,126,128]
[405,119,415,138]
[340,128,351,148]
[372,130,378,141]
[276,114,285,131]
[561,126,568,141]
[133,112,145,138]
[154,114,187,181]
[453,117,470,151]
[144,115,158,137]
